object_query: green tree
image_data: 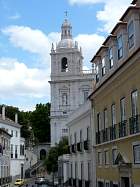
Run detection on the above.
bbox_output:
[30,103,50,143]
[44,137,68,174]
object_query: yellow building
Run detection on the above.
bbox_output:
[90,0,140,187]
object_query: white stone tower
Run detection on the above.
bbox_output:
[50,17,94,146]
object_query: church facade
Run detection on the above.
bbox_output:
[49,18,94,146]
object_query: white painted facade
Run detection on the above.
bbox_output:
[66,101,96,187]
[0,128,11,187]
[0,107,25,180]
[58,154,70,186]
[50,18,94,146]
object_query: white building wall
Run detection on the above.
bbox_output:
[0,118,25,179]
[66,101,96,187]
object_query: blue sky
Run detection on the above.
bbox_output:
[0,0,131,111]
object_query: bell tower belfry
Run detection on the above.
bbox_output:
[49,17,93,146]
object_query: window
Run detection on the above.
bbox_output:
[74,132,77,145]
[111,104,116,126]
[11,130,13,137]
[87,162,91,181]
[75,162,77,179]
[87,127,90,141]
[71,163,73,178]
[98,152,102,165]
[62,128,68,133]
[16,131,18,137]
[109,47,113,68]
[133,144,140,164]
[104,108,108,129]
[131,90,138,116]
[128,21,134,49]
[112,148,117,165]
[105,182,110,187]
[117,35,123,59]
[102,57,106,76]
[81,162,83,179]
[97,113,101,131]
[80,130,82,143]
[104,150,109,165]
[20,145,24,156]
[96,65,99,83]
[83,90,89,102]
[61,57,68,72]
[11,144,13,158]
[15,145,18,158]
[62,93,68,105]
[120,98,126,121]
[80,129,83,151]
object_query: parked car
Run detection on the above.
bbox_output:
[14,179,24,186]
[35,177,47,184]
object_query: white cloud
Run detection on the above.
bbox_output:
[75,34,105,65]
[96,0,131,32]
[68,0,131,32]
[0,57,50,99]
[2,26,60,65]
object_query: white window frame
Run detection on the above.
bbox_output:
[133,141,140,165]
[128,20,134,49]
[109,47,113,69]
[117,35,123,59]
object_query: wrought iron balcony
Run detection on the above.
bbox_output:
[77,142,82,152]
[119,120,127,138]
[68,178,72,186]
[73,179,76,187]
[85,180,90,187]
[84,140,89,150]
[110,125,117,140]
[129,115,140,134]
[71,144,76,153]
[96,131,101,144]
[68,146,71,154]
[78,179,82,187]
[102,128,110,142]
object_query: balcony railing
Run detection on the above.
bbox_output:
[78,179,82,187]
[96,115,140,145]
[84,140,89,151]
[119,120,127,138]
[96,131,101,144]
[129,115,140,134]
[71,144,76,153]
[68,146,71,154]
[73,179,76,187]
[68,178,72,186]
[102,128,110,142]
[110,125,117,140]
[85,180,90,187]
[77,142,82,152]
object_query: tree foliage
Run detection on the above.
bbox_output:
[44,137,68,174]
[0,103,50,143]
[30,103,50,143]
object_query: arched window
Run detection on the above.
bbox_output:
[40,149,46,160]
[61,57,68,72]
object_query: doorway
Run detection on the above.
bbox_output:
[121,177,130,187]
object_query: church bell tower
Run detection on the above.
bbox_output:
[50,17,93,146]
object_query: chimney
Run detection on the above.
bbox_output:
[2,105,5,120]
[15,113,18,123]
